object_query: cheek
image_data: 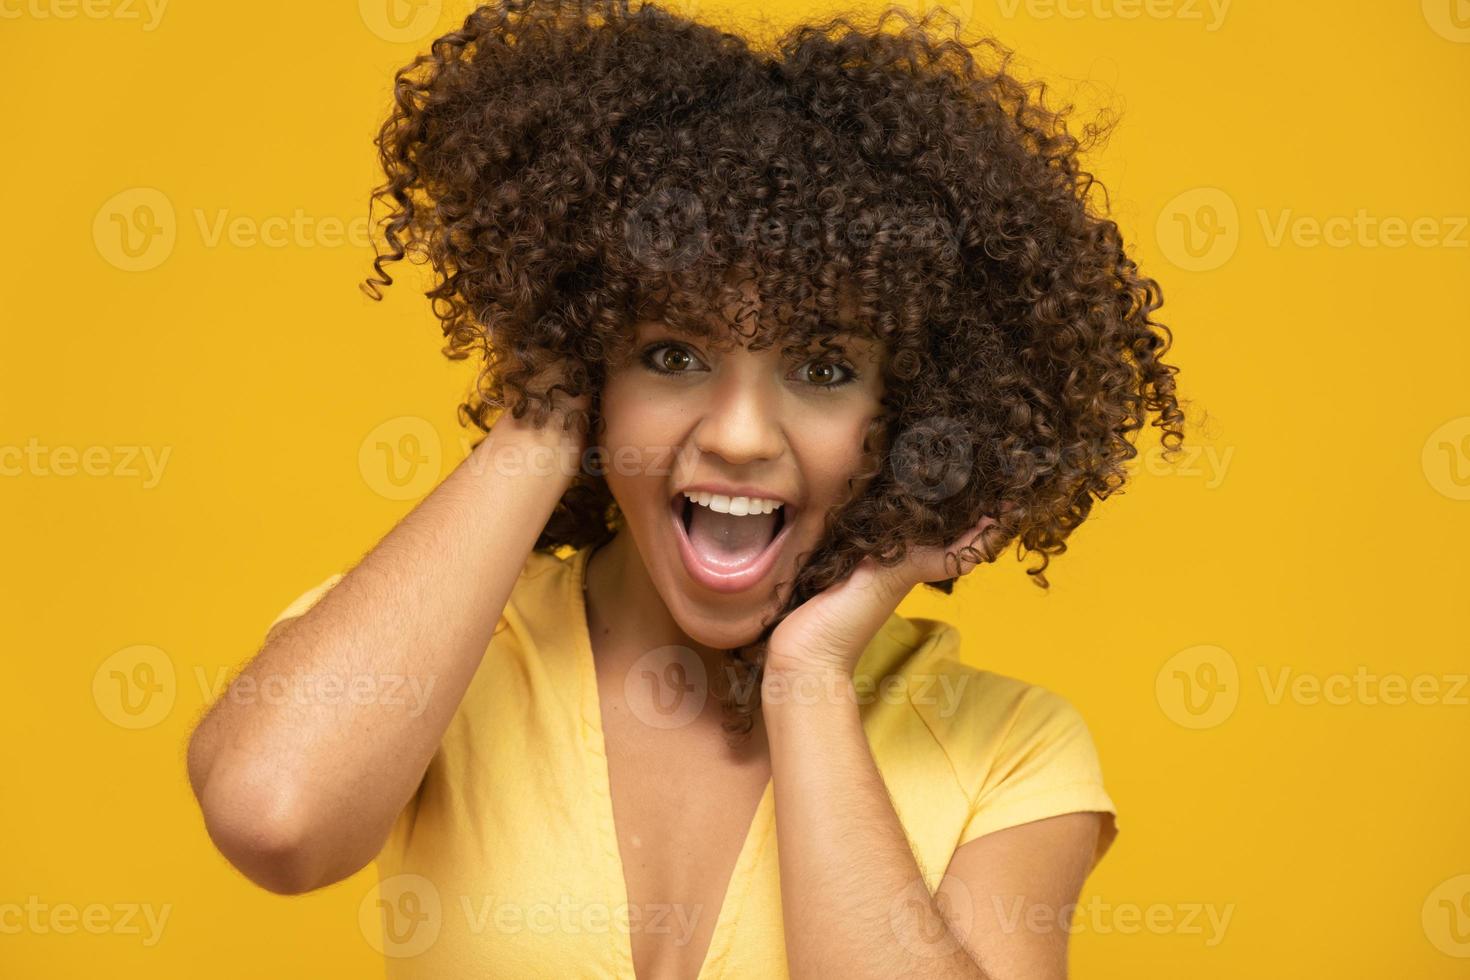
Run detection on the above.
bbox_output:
[794,409,880,505]
[597,385,688,498]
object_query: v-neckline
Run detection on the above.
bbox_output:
[569,543,775,980]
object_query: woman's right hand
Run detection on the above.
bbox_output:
[485,362,593,491]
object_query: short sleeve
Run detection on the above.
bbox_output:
[957,687,1119,872]
[267,573,345,633]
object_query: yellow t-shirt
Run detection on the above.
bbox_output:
[268,543,1118,977]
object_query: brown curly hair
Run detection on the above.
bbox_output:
[360,0,1187,742]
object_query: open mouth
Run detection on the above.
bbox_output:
[668,491,796,594]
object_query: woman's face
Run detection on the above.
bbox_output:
[598,307,887,650]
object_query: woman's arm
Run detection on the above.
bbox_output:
[762,663,1101,980]
[759,520,1104,978]
[185,409,584,895]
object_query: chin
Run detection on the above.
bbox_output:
[661,596,774,652]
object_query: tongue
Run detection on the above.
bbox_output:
[687,505,778,567]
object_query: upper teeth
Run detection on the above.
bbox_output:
[683,491,783,516]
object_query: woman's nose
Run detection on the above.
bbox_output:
[691,372,785,466]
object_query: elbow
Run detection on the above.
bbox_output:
[193,766,333,896]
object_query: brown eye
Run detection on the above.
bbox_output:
[639,342,705,376]
[797,360,856,388]
[660,347,693,371]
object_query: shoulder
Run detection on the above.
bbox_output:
[497,546,583,643]
[877,614,1107,786]
[864,614,1093,762]
[865,613,1118,863]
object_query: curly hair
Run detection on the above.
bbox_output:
[361,0,1187,742]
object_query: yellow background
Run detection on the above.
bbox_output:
[3,0,1468,976]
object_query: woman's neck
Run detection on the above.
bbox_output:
[583,526,769,750]
[584,527,720,671]
[582,528,690,652]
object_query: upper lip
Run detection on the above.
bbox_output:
[676,483,796,508]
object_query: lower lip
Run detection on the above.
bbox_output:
[669,497,796,595]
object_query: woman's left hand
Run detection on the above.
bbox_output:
[764,505,1015,680]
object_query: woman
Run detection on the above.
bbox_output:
[186,1,1184,977]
